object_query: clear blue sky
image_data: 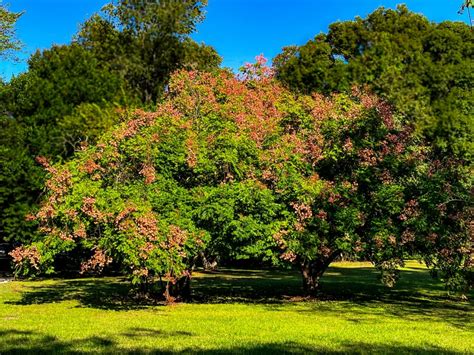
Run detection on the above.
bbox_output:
[1,0,471,80]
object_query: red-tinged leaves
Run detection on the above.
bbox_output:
[13,60,471,296]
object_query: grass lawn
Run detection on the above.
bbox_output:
[0,261,472,354]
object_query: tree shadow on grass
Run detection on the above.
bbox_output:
[6,269,301,310]
[0,329,462,354]
[5,266,473,328]
[190,268,303,303]
[5,277,157,311]
[121,327,194,338]
[253,266,472,330]
[190,266,456,305]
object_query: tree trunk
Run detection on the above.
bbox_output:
[164,273,192,302]
[175,274,191,299]
[301,250,340,296]
[301,262,323,295]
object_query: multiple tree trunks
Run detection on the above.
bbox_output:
[161,251,343,301]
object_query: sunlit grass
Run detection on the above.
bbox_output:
[0,261,472,353]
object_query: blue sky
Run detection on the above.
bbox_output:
[1,0,470,80]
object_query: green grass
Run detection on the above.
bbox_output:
[0,261,472,354]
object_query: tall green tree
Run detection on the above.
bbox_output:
[77,0,221,103]
[2,44,129,155]
[274,5,473,160]
[273,35,349,95]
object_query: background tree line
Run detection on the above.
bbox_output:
[273,5,473,161]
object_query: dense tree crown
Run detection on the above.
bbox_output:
[77,0,221,103]
[11,61,471,299]
[273,5,473,160]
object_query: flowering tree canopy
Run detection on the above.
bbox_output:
[12,59,472,299]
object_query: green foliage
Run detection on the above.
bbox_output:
[0,44,129,245]
[193,182,285,264]
[58,102,125,153]
[0,116,43,244]
[13,65,471,297]
[274,5,474,160]
[77,0,221,102]
[0,0,221,247]
[273,34,349,94]
[0,4,22,58]
[3,44,128,144]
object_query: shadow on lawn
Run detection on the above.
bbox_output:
[0,329,461,354]
[6,266,472,328]
[5,277,152,311]
[121,327,194,338]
